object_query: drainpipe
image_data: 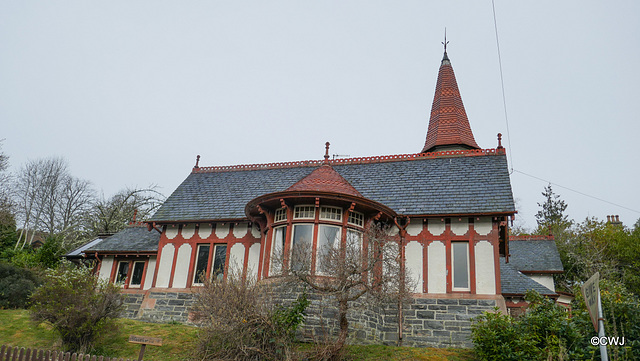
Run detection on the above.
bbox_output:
[393,216,410,347]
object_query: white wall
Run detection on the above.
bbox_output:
[229,242,245,276]
[529,274,556,292]
[181,224,196,239]
[216,224,230,238]
[405,241,423,293]
[233,222,249,238]
[98,256,114,281]
[474,240,496,294]
[155,244,175,288]
[427,241,446,293]
[428,219,445,236]
[247,243,261,280]
[172,244,192,288]
[144,257,156,290]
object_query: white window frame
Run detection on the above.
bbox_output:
[274,207,287,223]
[270,226,287,275]
[192,244,211,286]
[293,205,315,220]
[129,261,146,288]
[316,224,341,275]
[451,241,470,291]
[319,206,342,222]
[348,211,364,227]
[211,244,227,281]
[115,261,130,286]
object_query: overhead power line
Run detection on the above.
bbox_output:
[513,169,640,215]
[491,0,514,173]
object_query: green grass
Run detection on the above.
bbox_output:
[0,309,476,360]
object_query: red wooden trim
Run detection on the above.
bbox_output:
[138,259,149,290]
[109,257,118,284]
[468,239,476,295]
[168,241,181,288]
[185,242,199,288]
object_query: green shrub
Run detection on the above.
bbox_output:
[29,262,124,352]
[472,290,580,361]
[0,262,40,308]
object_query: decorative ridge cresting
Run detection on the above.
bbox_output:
[508,235,555,241]
[192,148,506,174]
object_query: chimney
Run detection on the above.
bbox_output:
[607,214,623,226]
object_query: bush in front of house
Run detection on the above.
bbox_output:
[29,262,124,353]
[471,290,582,361]
[191,273,309,361]
[0,261,40,308]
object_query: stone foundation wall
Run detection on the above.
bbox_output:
[121,288,498,348]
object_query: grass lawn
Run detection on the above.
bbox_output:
[0,309,476,360]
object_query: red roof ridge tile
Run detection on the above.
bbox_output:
[192,147,506,173]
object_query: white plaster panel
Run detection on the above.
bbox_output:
[251,224,261,239]
[247,243,261,281]
[165,226,178,240]
[155,244,175,288]
[474,241,496,295]
[474,217,493,236]
[233,222,249,238]
[386,226,399,236]
[198,224,213,239]
[98,256,114,282]
[428,219,445,236]
[172,244,192,288]
[529,274,556,292]
[405,241,423,293]
[181,224,196,239]
[427,241,447,293]
[143,257,156,290]
[450,218,469,236]
[229,243,246,276]
[406,222,423,237]
[216,224,230,239]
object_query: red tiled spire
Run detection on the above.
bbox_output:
[285,165,363,197]
[421,51,480,153]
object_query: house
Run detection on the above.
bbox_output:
[81,49,564,347]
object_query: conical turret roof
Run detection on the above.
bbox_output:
[285,164,363,197]
[421,52,480,153]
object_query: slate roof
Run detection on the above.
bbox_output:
[508,239,564,272]
[86,226,160,253]
[150,153,515,222]
[65,237,105,258]
[500,258,556,296]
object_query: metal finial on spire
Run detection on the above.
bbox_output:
[195,155,200,168]
[324,142,330,164]
[442,28,449,53]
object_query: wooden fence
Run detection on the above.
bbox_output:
[0,345,133,361]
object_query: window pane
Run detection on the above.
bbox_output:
[270,226,287,275]
[317,225,341,274]
[130,262,145,286]
[452,242,469,289]
[212,244,227,280]
[116,262,129,284]
[193,245,210,284]
[291,224,313,271]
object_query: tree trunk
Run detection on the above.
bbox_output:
[331,298,349,360]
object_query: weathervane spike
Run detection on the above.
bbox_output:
[442,27,449,53]
[324,142,330,164]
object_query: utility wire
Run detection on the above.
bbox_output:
[513,169,640,214]
[491,0,514,173]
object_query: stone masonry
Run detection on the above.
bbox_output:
[120,288,498,348]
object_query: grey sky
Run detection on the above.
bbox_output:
[1,1,639,230]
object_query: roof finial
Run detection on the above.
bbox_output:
[497,133,503,149]
[324,142,330,164]
[442,27,449,53]
[195,155,200,168]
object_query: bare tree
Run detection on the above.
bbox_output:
[13,157,95,248]
[0,140,13,227]
[85,187,165,236]
[276,222,413,358]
